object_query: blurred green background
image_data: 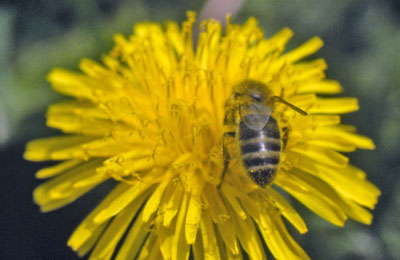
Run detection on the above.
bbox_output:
[0,0,399,259]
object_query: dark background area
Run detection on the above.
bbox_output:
[0,0,399,259]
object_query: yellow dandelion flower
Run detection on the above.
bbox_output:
[25,12,381,260]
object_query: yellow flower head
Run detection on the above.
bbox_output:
[25,12,380,259]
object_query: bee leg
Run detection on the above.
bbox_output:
[282,127,289,150]
[218,131,236,188]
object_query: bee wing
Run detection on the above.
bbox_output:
[241,103,272,131]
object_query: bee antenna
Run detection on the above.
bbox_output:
[270,96,307,115]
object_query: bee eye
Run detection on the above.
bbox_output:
[250,95,263,102]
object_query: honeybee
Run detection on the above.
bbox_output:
[221,80,307,187]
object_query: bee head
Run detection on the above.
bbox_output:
[230,79,307,117]
[233,79,271,103]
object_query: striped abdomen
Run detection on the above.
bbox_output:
[238,117,281,187]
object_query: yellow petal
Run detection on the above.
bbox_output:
[258,210,310,260]
[231,211,266,260]
[294,158,380,209]
[162,183,183,227]
[89,192,149,260]
[47,110,114,136]
[203,185,229,223]
[276,170,348,226]
[340,199,374,225]
[308,97,359,114]
[24,136,96,161]
[142,180,170,222]
[171,191,190,260]
[75,222,108,257]
[313,126,375,150]
[216,219,240,255]
[192,230,205,260]
[289,144,349,168]
[293,115,341,129]
[297,80,343,94]
[293,168,375,225]
[269,27,293,50]
[93,182,153,224]
[282,36,323,63]
[304,139,356,152]
[263,186,308,234]
[34,159,104,212]
[165,21,184,55]
[215,233,228,260]
[73,173,109,188]
[141,240,162,260]
[185,194,203,244]
[47,69,95,100]
[221,183,247,220]
[35,159,82,179]
[200,210,221,259]
[291,59,327,82]
[157,218,174,259]
[68,183,130,252]
[226,248,244,260]
[114,211,151,260]
[79,58,125,90]
[136,233,158,260]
